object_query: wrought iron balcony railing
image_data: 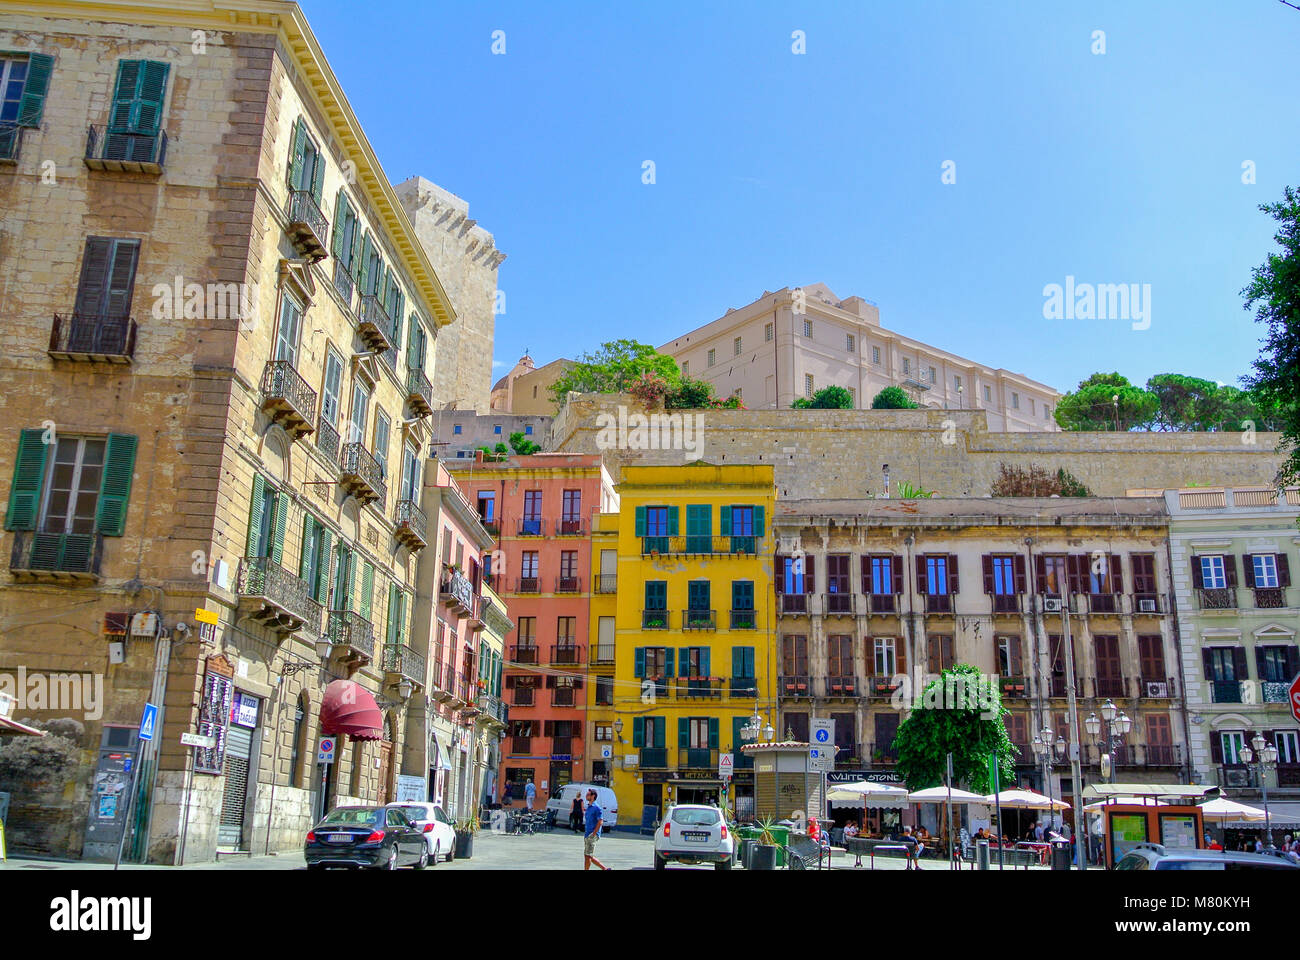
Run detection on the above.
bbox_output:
[991,593,1023,614]
[1263,681,1291,703]
[1254,587,1286,609]
[729,677,757,698]
[682,608,716,631]
[639,748,668,769]
[325,610,374,662]
[405,366,433,418]
[357,294,398,352]
[594,574,617,594]
[84,124,167,173]
[237,556,321,634]
[517,519,544,536]
[679,748,718,770]
[730,609,757,629]
[673,677,721,700]
[515,577,540,594]
[823,677,858,697]
[49,314,136,362]
[824,592,855,615]
[394,499,428,551]
[510,644,539,665]
[1087,593,1121,614]
[332,258,355,308]
[316,417,340,465]
[1197,587,1236,610]
[779,675,812,697]
[592,645,616,665]
[1211,679,1243,703]
[641,535,758,556]
[778,594,809,615]
[260,360,317,439]
[550,644,584,665]
[865,593,898,613]
[556,518,585,536]
[641,609,670,630]
[1091,675,1127,699]
[10,531,103,580]
[555,576,582,594]
[339,441,386,506]
[382,644,426,686]
[285,188,329,260]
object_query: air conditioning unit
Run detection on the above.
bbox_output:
[1138,598,1157,613]
[1145,681,1169,698]
[1043,597,1063,613]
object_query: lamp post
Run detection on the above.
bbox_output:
[1031,727,1067,830]
[1084,699,1132,784]
[1240,731,1279,849]
[1111,394,1120,432]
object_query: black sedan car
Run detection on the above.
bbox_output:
[305,805,429,870]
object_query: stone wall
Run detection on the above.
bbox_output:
[551,396,1285,498]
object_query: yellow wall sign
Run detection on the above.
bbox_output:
[194,608,219,625]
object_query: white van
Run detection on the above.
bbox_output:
[545,783,619,832]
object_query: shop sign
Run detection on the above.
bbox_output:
[230,692,259,728]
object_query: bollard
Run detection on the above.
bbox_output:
[975,838,990,870]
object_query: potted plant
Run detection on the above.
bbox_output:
[749,818,781,870]
[454,813,479,859]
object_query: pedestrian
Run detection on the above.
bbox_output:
[582,788,610,871]
[524,778,536,811]
[1033,821,1045,843]
[900,825,923,870]
[570,793,584,833]
[502,781,513,807]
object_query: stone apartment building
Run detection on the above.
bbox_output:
[659,283,1061,430]
[1165,486,1300,827]
[0,0,456,862]
[769,497,1188,827]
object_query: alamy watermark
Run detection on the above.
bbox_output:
[1042,275,1151,330]
[888,669,1000,719]
[595,405,704,459]
[1,667,104,721]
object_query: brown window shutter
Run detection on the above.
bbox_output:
[926,637,939,674]
[1035,555,1047,592]
[1191,558,1204,589]
[863,638,875,676]
[1010,637,1023,675]
[915,555,927,594]
[891,556,903,595]
[1242,555,1255,588]
[1232,647,1248,680]
[896,640,907,676]
[1225,555,1238,588]
[948,555,960,594]
[1201,647,1214,679]
[805,555,815,594]
[1277,553,1290,587]
[1210,733,1224,764]
[861,555,870,594]
[1109,554,1122,593]
[774,554,785,594]
[1013,555,1027,593]
[982,555,995,594]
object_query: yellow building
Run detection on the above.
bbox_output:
[609,463,776,824]
[586,512,619,786]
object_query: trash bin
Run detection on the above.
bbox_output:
[975,839,990,870]
[769,825,791,867]
[1050,839,1072,870]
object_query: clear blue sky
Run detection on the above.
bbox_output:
[304,0,1300,395]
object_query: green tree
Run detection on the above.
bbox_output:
[893,664,1017,792]
[548,340,680,407]
[1241,185,1300,488]
[870,386,920,410]
[508,431,540,455]
[666,377,717,409]
[790,385,854,410]
[1053,372,1158,431]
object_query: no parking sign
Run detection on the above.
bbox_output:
[318,737,336,764]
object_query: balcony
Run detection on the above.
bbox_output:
[864,742,898,765]
[549,644,584,666]
[476,693,507,729]
[84,125,166,175]
[1132,594,1165,614]
[404,366,433,419]
[779,675,812,698]
[1211,680,1243,704]
[10,532,103,582]
[865,593,898,614]
[0,122,23,163]
[439,569,474,614]
[555,576,582,594]
[48,312,138,364]
[824,592,855,615]
[381,644,425,687]
[428,659,451,702]
[641,609,670,630]
[1092,675,1127,699]
[325,610,374,664]
[260,360,317,439]
[639,748,669,769]
[868,677,902,699]
[356,294,397,352]
[673,677,721,700]
[556,518,585,536]
[778,594,809,615]
[682,609,716,631]
[515,577,541,594]
[730,609,757,630]
[729,677,757,698]
[679,748,718,771]
[443,666,467,709]
[466,596,487,633]
[1139,677,1176,699]
[339,441,386,506]
[991,594,1023,615]
[1087,593,1121,614]
[332,259,355,308]
[517,519,544,537]
[823,677,858,698]
[510,644,539,665]
[237,556,321,635]
[394,499,428,552]
[1262,681,1291,704]
[315,417,340,465]
[924,594,953,613]
[999,676,1028,698]
[1255,587,1287,609]
[640,535,758,556]
[1197,588,1236,610]
[1280,765,1300,788]
[284,188,329,260]
[510,737,532,754]
[594,574,617,594]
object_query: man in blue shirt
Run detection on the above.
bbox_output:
[583,789,610,871]
[524,779,536,811]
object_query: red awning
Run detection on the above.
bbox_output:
[320,680,384,741]
[0,715,47,737]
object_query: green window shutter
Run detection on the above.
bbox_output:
[17,53,54,127]
[348,212,362,275]
[95,433,137,536]
[719,504,732,536]
[134,61,169,134]
[270,490,288,565]
[5,428,49,531]
[662,646,674,677]
[753,505,765,537]
[356,231,373,285]
[744,647,755,676]
[732,716,747,753]
[287,116,306,189]
[634,505,646,536]
[360,561,374,620]
[633,717,645,748]
[316,527,332,603]
[109,60,141,130]
[732,580,753,610]
[634,647,645,678]
[399,591,409,646]
[387,582,401,645]
[655,722,665,749]
[685,503,709,535]
[667,506,679,535]
[678,717,689,749]
[709,717,719,749]
[688,579,710,609]
[701,647,710,677]
[732,646,743,678]
[331,191,349,259]
[299,514,315,580]
[245,474,266,557]
[310,144,326,202]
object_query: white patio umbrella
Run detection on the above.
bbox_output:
[1083,796,1165,812]
[1199,797,1267,823]
[907,786,988,804]
[827,780,910,809]
[984,789,1070,811]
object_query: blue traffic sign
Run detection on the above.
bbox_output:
[815,729,830,742]
[138,703,158,741]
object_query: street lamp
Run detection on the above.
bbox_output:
[1240,731,1280,849]
[1111,394,1120,432]
[1084,700,1131,783]
[1032,727,1067,829]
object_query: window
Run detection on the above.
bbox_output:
[1258,646,1293,683]
[644,580,668,611]
[300,514,331,603]
[1251,554,1279,588]
[559,552,578,589]
[319,349,343,426]
[561,489,581,524]
[332,191,361,276]
[873,638,897,677]
[780,555,806,594]
[686,580,710,615]
[399,442,419,502]
[827,635,853,677]
[987,555,1020,594]
[954,375,962,392]
[643,505,671,537]
[373,409,391,478]
[1044,406,1051,420]
[38,437,106,535]
[1138,635,1166,682]
[273,294,304,366]
[244,474,284,560]
[524,424,533,436]
[687,718,713,750]
[1219,731,1247,765]
[1029,399,1036,415]
[926,556,950,595]
[2,56,39,127]
[1011,392,1020,410]
[681,361,688,377]
[765,322,773,342]
[1206,647,1240,682]
[1199,555,1227,590]
[848,387,856,407]
[348,381,369,445]
[522,490,542,535]
[453,423,462,435]
[846,334,855,352]
[1089,554,1118,595]
[476,491,495,523]
[926,635,954,673]
[782,635,808,680]
[731,581,755,628]
[106,60,170,162]
[997,636,1023,676]
[74,237,141,327]
[734,336,743,356]
[520,551,539,578]
[928,366,936,384]
[707,349,716,367]
[872,345,880,365]
[902,358,911,376]
[868,555,896,595]
[493,424,502,435]
[984,385,992,402]
[805,374,814,398]
[556,614,576,643]
[2,54,52,156]
[802,319,812,338]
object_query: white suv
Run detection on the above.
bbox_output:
[653,804,734,870]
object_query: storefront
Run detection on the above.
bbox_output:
[217,691,261,851]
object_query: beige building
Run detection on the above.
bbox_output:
[490,353,574,415]
[0,0,454,862]
[769,497,1188,825]
[660,283,1061,430]
[397,176,507,416]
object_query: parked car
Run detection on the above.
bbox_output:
[305,805,428,870]
[1114,842,1300,871]
[544,783,619,832]
[385,801,457,863]
[653,803,734,870]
